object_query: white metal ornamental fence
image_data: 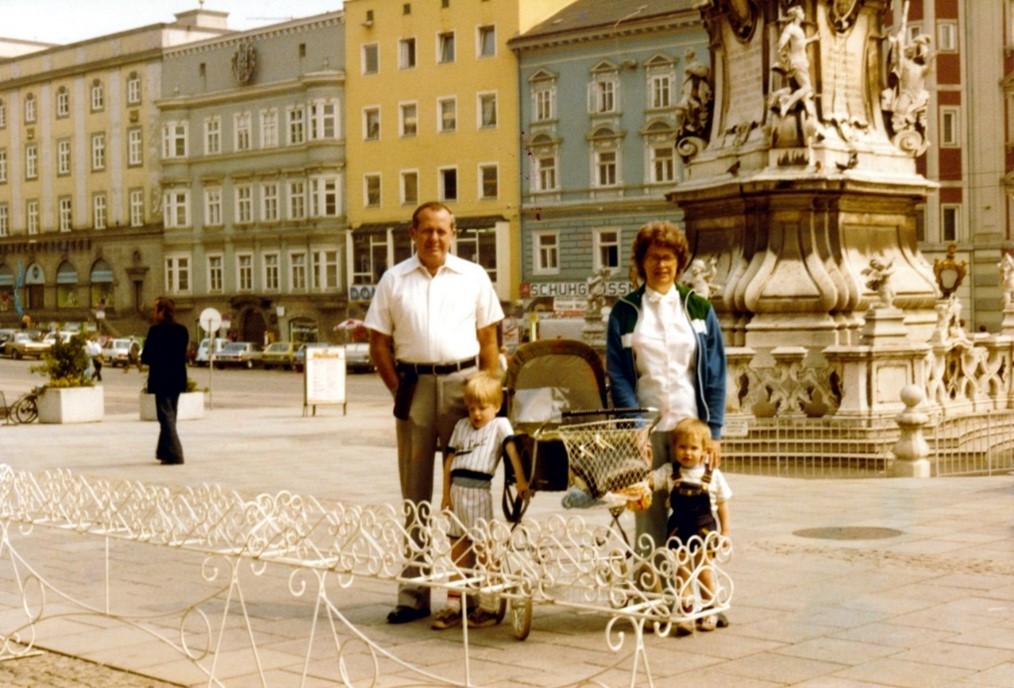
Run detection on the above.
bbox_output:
[0,465,732,688]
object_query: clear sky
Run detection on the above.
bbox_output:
[0,0,344,45]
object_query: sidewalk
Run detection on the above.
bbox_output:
[0,402,1011,687]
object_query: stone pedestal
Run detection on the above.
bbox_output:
[891,385,931,478]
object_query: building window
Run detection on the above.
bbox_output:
[941,205,960,242]
[365,174,381,207]
[0,100,6,128]
[650,73,673,109]
[287,106,305,145]
[537,154,557,192]
[312,249,340,290]
[207,254,223,293]
[288,180,306,220]
[478,92,497,128]
[127,127,143,166]
[364,107,380,140]
[237,253,253,291]
[25,144,38,179]
[438,32,455,63]
[650,143,676,183]
[91,133,105,171]
[399,38,416,69]
[401,170,419,205]
[0,204,8,236]
[24,94,36,123]
[400,102,418,136]
[534,86,554,121]
[596,149,618,187]
[235,112,252,151]
[456,228,498,282]
[129,188,145,227]
[56,87,70,117]
[938,22,957,51]
[479,164,498,199]
[310,176,339,217]
[590,75,618,114]
[262,182,279,222]
[941,108,959,147]
[263,252,280,291]
[477,25,496,57]
[92,194,107,229]
[235,184,254,224]
[56,261,78,308]
[90,80,104,111]
[165,255,190,293]
[362,43,379,74]
[260,108,278,148]
[0,149,6,183]
[163,189,190,228]
[162,121,188,158]
[205,187,223,226]
[534,232,559,274]
[309,100,338,140]
[290,251,308,291]
[58,197,73,232]
[439,167,458,201]
[126,72,142,105]
[26,200,39,235]
[594,229,620,271]
[205,117,221,155]
[56,139,71,176]
[352,231,390,284]
[438,97,456,132]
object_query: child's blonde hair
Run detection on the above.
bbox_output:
[672,417,712,447]
[463,371,503,408]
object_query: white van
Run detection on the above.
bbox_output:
[194,337,229,366]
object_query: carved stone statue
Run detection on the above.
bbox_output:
[999,253,1014,309]
[862,257,896,309]
[674,48,712,141]
[881,1,935,153]
[770,6,825,140]
[683,256,721,299]
[586,267,611,319]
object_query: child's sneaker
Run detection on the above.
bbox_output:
[697,614,718,632]
[673,621,695,637]
[467,608,500,628]
[431,607,462,630]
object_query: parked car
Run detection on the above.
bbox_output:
[214,342,263,369]
[0,328,17,347]
[344,342,374,373]
[101,338,132,367]
[194,337,229,367]
[42,330,76,347]
[3,331,48,359]
[261,341,298,370]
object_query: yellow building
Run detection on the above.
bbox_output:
[0,10,229,334]
[343,0,577,309]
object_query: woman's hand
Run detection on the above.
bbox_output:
[707,439,722,469]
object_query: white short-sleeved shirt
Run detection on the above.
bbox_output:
[364,253,504,363]
[631,286,698,431]
[650,463,732,504]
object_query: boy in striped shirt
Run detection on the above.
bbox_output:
[432,372,528,630]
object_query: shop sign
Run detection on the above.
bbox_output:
[349,284,377,302]
[522,281,630,298]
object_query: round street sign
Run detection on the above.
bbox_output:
[199,307,222,334]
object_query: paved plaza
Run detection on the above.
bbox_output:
[0,398,1011,687]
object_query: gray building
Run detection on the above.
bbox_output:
[157,11,346,346]
[509,0,704,315]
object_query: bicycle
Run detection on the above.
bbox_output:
[4,390,39,424]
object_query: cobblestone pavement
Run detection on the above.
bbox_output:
[0,648,181,687]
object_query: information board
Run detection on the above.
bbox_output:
[303,345,347,415]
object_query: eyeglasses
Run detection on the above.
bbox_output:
[644,252,678,265]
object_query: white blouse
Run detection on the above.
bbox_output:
[631,286,698,432]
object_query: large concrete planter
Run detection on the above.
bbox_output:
[139,391,205,421]
[37,386,104,424]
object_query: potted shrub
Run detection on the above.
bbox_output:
[139,376,206,421]
[31,332,104,424]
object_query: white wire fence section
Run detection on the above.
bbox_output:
[0,465,732,688]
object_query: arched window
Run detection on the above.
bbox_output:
[0,263,14,312]
[90,259,114,308]
[24,262,44,310]
[56,261,79,309]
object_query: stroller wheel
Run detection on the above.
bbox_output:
[495,594,507,623]
[508,596,533,641]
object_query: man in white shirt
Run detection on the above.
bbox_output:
[366,201,504,624]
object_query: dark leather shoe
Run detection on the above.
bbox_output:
[386,605,430,624]
[158,458,184,465]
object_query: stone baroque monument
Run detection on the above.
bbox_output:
[670,0,939,367]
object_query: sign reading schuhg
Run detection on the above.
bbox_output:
[522,281,631,298]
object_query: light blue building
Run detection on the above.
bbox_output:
[510,0,706,315]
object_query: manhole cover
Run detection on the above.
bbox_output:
[793,526,903,540]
